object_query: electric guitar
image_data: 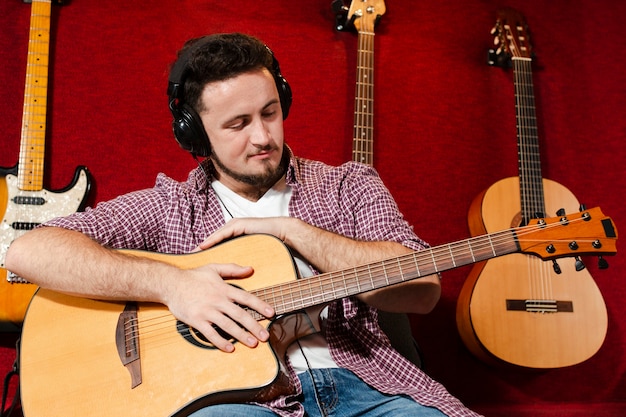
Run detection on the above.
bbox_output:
[19,209,616,416]
[0,0,90,327]
[456,8,609,368]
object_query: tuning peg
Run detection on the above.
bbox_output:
[598,256,609,269]
[579,203,587,211]
[332,0,351,31]
[552,260,562,274]
[575,256,586,271]
[556,208,566,216]
[331,0,348,13]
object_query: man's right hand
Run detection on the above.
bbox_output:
[165,262,275,352]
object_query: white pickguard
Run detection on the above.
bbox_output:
[0,170,89,268]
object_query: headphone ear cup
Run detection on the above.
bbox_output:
[171,103,211,157]
[270,55,292,120]
[276,75,292,120]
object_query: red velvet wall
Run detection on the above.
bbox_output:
[1,1,625,415]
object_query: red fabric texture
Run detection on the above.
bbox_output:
[1,0,625,415]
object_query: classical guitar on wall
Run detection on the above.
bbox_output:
[0,0,91,329]
[19,210,616,416]
[456,8,609,369]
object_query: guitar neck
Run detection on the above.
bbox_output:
[250,206,615,318]
[352,31,375,166]
[512,56,546,220]
[19,0,52,192]
[252,228,520,318]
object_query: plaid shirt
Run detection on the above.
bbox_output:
[45,149,480,417]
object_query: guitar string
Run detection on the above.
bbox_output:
[122,213,602,349]
[514,57,552,301]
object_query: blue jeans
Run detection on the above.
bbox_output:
[189,368,447,417]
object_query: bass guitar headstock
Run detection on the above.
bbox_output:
[488,8,533,67]
[332,0,386,33]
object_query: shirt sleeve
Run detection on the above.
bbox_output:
[346,164,429,251]
[42,186,169,250]
[307,161,429,251]
[41,172,206,253]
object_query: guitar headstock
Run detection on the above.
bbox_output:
[332,0,386,33]
[518,207,618,268]
[489,8,533,65]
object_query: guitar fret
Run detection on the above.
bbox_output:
[380,261,390,287]
[408,254,417,278]
[467,239,476,262]
[447,244,457,268]
[430,250,439,273]
[486,234,497,257]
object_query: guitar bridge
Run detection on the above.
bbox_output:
[506,299,573,313]
[115,302,142,388]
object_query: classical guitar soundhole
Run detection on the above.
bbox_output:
[176,320,236,349]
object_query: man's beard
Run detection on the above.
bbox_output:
[210,147,288,189]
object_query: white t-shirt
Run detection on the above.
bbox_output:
[211,180,338,373]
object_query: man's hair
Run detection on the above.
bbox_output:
[176,33,275,113]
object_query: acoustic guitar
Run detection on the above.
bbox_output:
[456,8,609,369]
[0,0,90,328]
[19,209,616,416]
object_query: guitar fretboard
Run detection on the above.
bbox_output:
[19,0,52,192]
[353,31,375,166]
[513,57,546,221]
[250,228,520,318]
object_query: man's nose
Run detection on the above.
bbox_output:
[249,118,272,145]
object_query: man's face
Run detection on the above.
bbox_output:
[199,68,285,192]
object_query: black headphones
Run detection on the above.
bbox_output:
[167,38,292,157]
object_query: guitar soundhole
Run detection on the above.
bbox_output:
[176,320,237,350]
[175,284,248,349]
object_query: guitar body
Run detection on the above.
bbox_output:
[457,177,608,368]
[0,165,90,327]
[20,235,303,417]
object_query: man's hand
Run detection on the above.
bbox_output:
[197,217,292,250]
[165,262,275,353]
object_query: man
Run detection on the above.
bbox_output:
[6,33,480,417]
